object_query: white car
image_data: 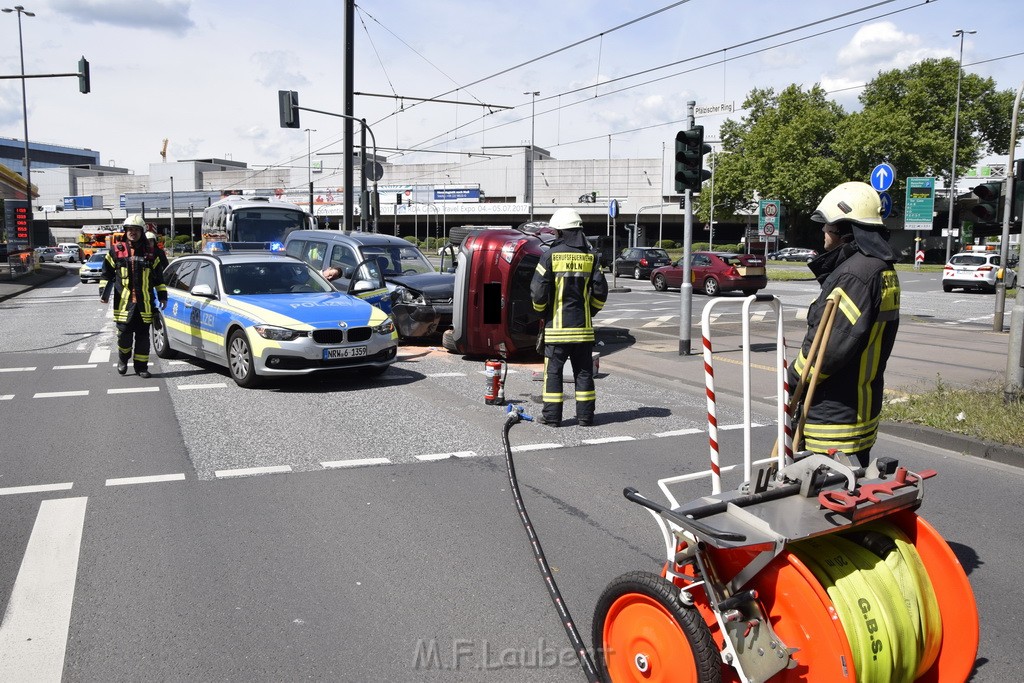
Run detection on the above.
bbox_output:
[942,248,1017,293]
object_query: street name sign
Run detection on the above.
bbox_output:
[903,177,935,231]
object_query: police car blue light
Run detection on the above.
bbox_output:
[152,252,398,387]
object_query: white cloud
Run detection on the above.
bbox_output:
[50,0,194,36]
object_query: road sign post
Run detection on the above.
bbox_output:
[904,177,936,232]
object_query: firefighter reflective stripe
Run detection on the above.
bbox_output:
[576,389,596,403]
[803,416,880,453]
[832,286,862,326]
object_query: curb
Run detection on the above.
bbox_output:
[880,421,1024,469]
[0,266,70,303]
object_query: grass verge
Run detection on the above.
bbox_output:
[883,379,1024,448]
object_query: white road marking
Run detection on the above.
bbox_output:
[642,316,674,328]
[105,473,186,486]
[321,457,391,469]
[0,395,13,401]
[54,364,98,370]
[178,383,228,390]
[215,465,293,479]
[0,367,36,373]
[719,422,766,430]
[415,450,478,462]
[34,390,90,399]
[582,436,636,445]
[107,386,161,395]
[511,443,563,452]
[87,347,110,364]
[654,428,704,438]
[0,482,74,497]
[0,497,88,682]
[427,372,467,377]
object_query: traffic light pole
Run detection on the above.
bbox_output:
[679,101,696,356]
[1000,79,1023,400]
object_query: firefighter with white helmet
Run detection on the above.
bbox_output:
[791,181,900,465]
[529,208,608,427]
[99,214,168,378]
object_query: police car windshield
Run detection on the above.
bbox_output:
[220,262,334,295]
[359,245,434,276]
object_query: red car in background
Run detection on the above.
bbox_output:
[650,251,768,296]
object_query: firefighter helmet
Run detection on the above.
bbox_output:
[123,214,146,230]
[549,208,584,230]
[810,182,884,228]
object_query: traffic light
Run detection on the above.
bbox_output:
[278,90,300,128]
[674,125,711,193]
[78,57,90,94]
[970,181,1003,224]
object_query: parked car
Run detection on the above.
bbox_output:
[942,248,1017,293]
[54,246,83,263]
[36,247,62,263]
[151,252,397,387]
[79,250,108,283]
[284,230,454,341]
[613,247,672,279]
[770,247,818,262]
[651,251,768,296]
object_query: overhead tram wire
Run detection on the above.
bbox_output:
[388,0,927,159]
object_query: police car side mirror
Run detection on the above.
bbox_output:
[350,280,375,294]
[190,283,216,298]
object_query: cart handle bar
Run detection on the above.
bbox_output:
[624,487,747,543]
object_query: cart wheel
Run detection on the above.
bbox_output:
[593,571,720,683]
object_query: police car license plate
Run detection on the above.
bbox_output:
[324,346,367,360]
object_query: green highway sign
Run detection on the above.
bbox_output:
[903,177,935,231]
[758,199,781,237]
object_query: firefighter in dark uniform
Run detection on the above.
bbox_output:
[792,181,901,466]
[530,208,608,427]
[100,214,168,378]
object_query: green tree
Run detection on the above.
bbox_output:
[700,84,847,247]
[836,58,1019,201]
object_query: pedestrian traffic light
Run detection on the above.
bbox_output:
[970,181,1003,224]
[278,90,300,129]
[674,126,711,194]
[78,57,90,94]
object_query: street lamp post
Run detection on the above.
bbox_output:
[304,128,317,217]
[945,28,976,263]
[524,91,539,221]
[3,4,35,247]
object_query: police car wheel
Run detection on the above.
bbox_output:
[151,315,178,359]
[228,330,260,388]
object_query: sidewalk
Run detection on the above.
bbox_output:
[594,326,1024,470]
[0,264,71,302]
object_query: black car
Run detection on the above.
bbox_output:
[613,247,672,279]
[284,230,454,340]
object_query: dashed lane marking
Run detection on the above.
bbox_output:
[719,422,767,430]
[107,386,161,395]
[178,383,228,391]
[0,394,13,401]
[53,364,98,370]
[582,436,636,445]
[0,482,74,497]
[654,428,704,438]
[0,367,36,373]
[415,451,478,462]
[0,497,88,681]
[215,465,293,479]
[428,372,467,378]
[511,443,564,452]
[321,457,392,469]
[105,473,186,486]
[34,390,89,399]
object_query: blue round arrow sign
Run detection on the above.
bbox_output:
[879,192,892,218]
[870,163,895,193]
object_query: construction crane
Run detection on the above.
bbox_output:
[160,138,168,162]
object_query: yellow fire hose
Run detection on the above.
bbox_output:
[792,521,942,683]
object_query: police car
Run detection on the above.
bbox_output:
[942,246,1017,293]
[151,252,398,387]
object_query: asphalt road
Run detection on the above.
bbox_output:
[0,271,1021,681]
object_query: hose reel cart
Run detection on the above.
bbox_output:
[591,295,979,682]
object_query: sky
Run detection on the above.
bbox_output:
[0,0,1021,192]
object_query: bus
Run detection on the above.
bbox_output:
[200,196,314,252]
